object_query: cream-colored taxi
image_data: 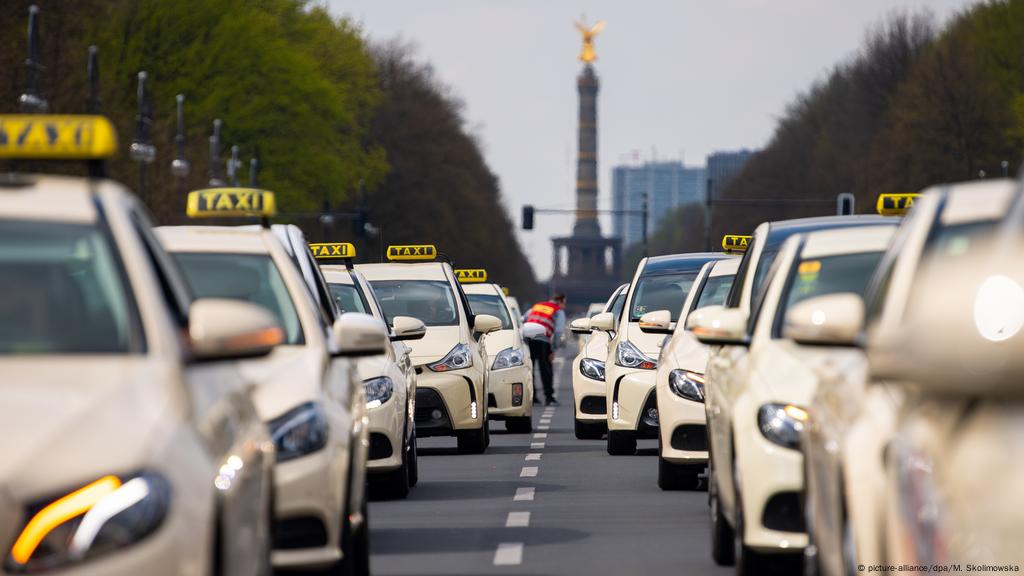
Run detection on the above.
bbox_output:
[569,283,627,439]
[643,257,738,490]
[594,254,729,455]
[695,224,896,573]
[797,181,1017,576]
[357,246,503,454]
[157,194,388,574]
[315,243,426,499]
[462,277,535,433]
[0,115,278,575]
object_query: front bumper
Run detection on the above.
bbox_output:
[737,425,807,552]
[656,381,708,464]
[367,396,406,473]
[487,363,532,419]
[413,368,484,436]
[271,448,345,570]
[572,355,606,423]
[607,367,658,436]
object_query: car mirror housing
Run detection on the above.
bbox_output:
[570,318,592,334]
[638,310,674,335]
[473,314,502,334]
[783,293,863,347]
[189,299,283,361]
[689,305,749,346]
[391,315,427,341]
[333,313,389,357]
[589,312,615,332]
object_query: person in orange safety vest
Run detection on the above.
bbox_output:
[523,293,566,405]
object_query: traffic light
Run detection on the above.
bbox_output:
[522,205,534,230]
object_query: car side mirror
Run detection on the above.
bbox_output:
[521,321,547,340]
[332,312,389,357]
[589,312,615,332]
[570,318,592,335]
[638,310,674,335]
[783,293,863,347]
[473,313,502,334]
[689,305,749,346]
[189,299,283,361]
[391,315,427,341]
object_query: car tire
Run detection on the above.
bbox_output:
[574,419,605,440]
[657,456,702,491]
[372,446,410,500]
[339,496,370,576]
[606,430,637,455]
[710,459,736,566]
[506,416,533,433]
[407,432,419,487]
[457,423,488,454]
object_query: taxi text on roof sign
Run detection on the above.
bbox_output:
[0,114,118,160]
[310,242,357,260]
[386,244,437,261]
[876,193,920,216]
[722,235,751,254]
[455,269,488,283]
[186,188,277,218]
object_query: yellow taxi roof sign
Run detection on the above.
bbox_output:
[455,269,488,283]
[722,234,751,254]
[310,242,356,260]
[186,188,276,218]
[0,114,118,160]
[876,193,919,216]
[386,244,437,262]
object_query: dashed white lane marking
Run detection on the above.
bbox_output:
[539,420,551,425]
[520,466,538,477]
[533,433,547,439]
[494,542,524,566]
[506,511,531,527]
[525,453,542,461]
[538,425,550,430]
[514,487,535,501]
[530,442,545,449]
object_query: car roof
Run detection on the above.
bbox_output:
[932,179,1016,225]
[462,283,500,295]
[642,252,731,275]
[356,261,450,281]
[800,224,897,258]
[0,174,113,224]
[155,225,272,254]
[708,257,740,277]
[321,265,355,285]
[763,214,894,250]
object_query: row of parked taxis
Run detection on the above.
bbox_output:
[571,181,1024,574]
[0,112,539,575]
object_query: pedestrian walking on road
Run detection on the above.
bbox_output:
[524,293,566,406]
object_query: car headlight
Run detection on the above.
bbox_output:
[6,472,170,572]
[668,370,705,402]
[364,376,394,408]
[269,402,329,462]
[491,347,525,370]
[615,340,657,369]
[757,403,809,450]
[579,357,605,381]
[428,343,473,372]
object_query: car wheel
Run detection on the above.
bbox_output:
[407,432,419,487]
[606,430,637,455]
[457,423,488,454]
[371,443,410,500]
[733,480,757,576]
[339,496,370,576]
[506,416,533,433]
[658,456,702,491]
[710,463,736,566]
[574,419,605,440]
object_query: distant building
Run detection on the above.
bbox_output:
[612,161,707,248]
[706,149,754,198]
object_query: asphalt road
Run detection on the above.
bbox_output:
[368,348,733,576]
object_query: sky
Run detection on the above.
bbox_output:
[327,0,979,280]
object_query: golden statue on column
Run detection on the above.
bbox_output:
[576,19,605,63]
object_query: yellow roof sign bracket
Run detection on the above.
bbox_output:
[722,234,751,254]
[455,269,488,283]
[876,193,919,216]
[186,188,276,220]
[310,242,357,269]
[386,244,438,262]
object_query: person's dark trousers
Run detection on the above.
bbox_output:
[528,338,555,401]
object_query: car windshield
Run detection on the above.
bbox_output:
[173,253,304,345]
[776,251,884,328]
[467,293,512,330]
[694,274,736,310]
[370,279,459,327]
[629,272,698,322]
[328,282,369,315]
[0,220,135,354]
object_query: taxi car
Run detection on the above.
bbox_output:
[694,224,896,573]
[461,274,535,433]
[592,253,730,455]
[157,192,388,574]
[796,181,1017,576]
[643,256,739,490]
[357,246,503,454]
[315,243,426,499]
[569,283,627,439]
[0,114,279,575]
[868,235,1024,569]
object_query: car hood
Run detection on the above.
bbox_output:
[237,345,326,421]
[482,329,518,359]
[664,331,709,374]
[624,321,669,358]
[355,353,390,382]
[750,340,832,405]
[582,330,611,360]
[0,357,183,501]
[407,326,462,365]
